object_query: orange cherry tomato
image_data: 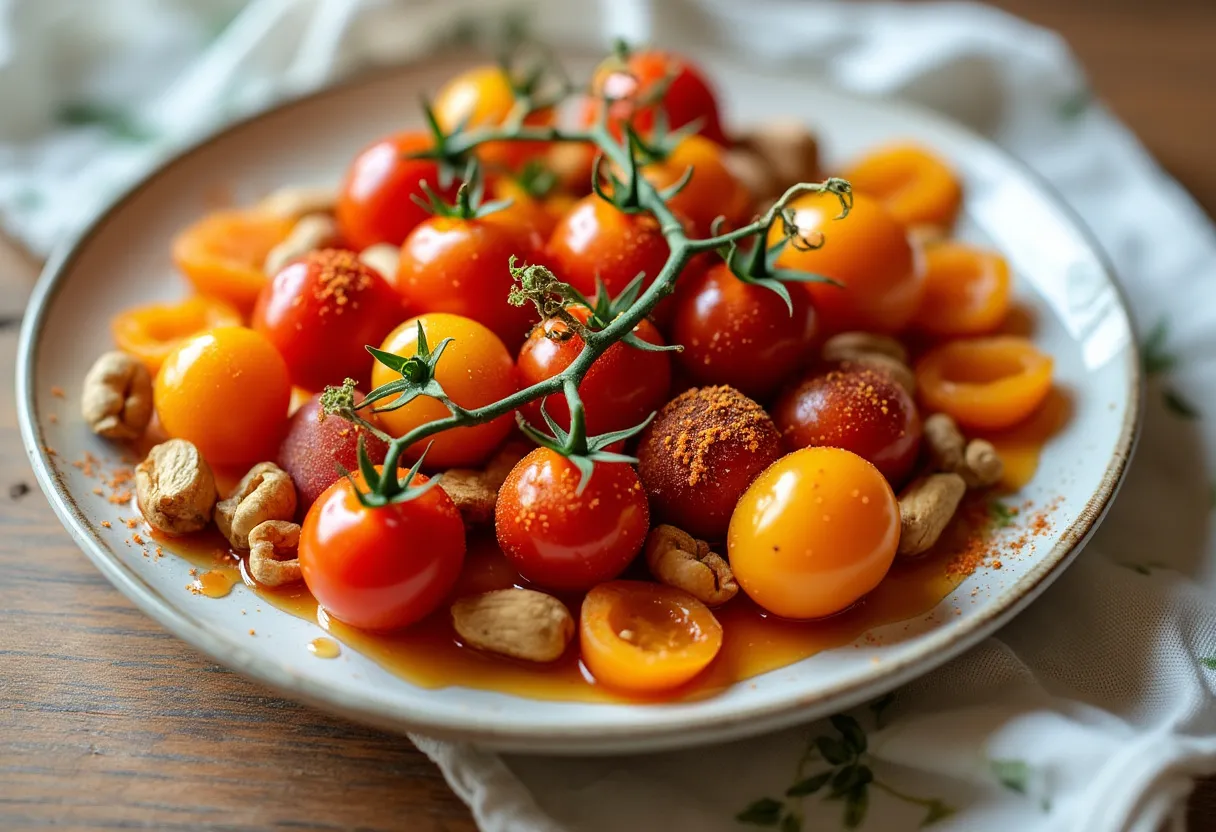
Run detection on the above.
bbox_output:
[516,306,672,436]
[172,210,294,312]
[728,447,899,620]
[912,242,1011,337]
[299,470,465,631]
[915,336,1053,431]
[546,194,673,300]
[843,143,963,232]
[370,314,518,469]
[771,191,923,335]
[579,581,723,694]
[491,176,576,239]
[579,49,728,146]
[395,210,543,349]
[495,450,650,592]
[433,65,555,171]
[643,135,752,237]
[111,295,242,374]
[154,327,291,466]
[335,131,459,251]
[671,262,817,399]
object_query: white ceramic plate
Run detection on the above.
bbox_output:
[17,52,1140,754]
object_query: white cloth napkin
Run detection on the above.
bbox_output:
[6,1,1216,830]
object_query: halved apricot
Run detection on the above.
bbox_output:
[111,295,242,373]
[913,242,1011,337]
[843,143,963,233]
[916,336,1053,431]
[171,209,294,311]
[580,581,723,694]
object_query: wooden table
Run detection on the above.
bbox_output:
[2,3,1214,828]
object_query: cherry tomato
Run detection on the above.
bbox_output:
[111,295,242,374]
[516,306,672,435]
[172,210,294,312]
[336,131,459,251]
[773,364,922,485]
[580,581,723,694]
[546,194,673,300]
[636,385,783,540]
[433,65,555,171]
[371,314,518,468]
[643,135,751,237]
[251,249,404,391]
[672,262,816,399]
[277,391,391,512]
[495,448,649,592]
[771,191,923,334]
[396,211,542,348]
[843,143,963,233]
[299,470,465,631]
[491,175,577,239]
[154,327,291,466]
[580,49,728,146]
[728,447,899,619]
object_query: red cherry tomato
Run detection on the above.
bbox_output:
[336,131,460,251]
[495,448,650,592]
[516,306,672,435]
[251,249,404,391]
[299,471,466,631]
[546,194,673,301]
[672,262,817,399]
[580,49,727,146]
[396,212,543,349]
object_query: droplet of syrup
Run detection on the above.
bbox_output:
[195,570,235,598]
[308,637,341,659]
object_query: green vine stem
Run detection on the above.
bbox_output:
[326,60,852,502]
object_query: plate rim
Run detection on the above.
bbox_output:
[15,62,1144,753]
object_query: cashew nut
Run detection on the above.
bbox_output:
[81,351,153,440]
[644,524,738,606]
[923,412,1004,488]
[247,520,302,587]
[439,442,529,525]
[822,331,909,365]
[358,243,400,283]
[216,463,297,549]
[135,439,217,535]
[257,185,337,220]
[734,119,820,196]
[263,214,339,276]
[451,589,574,662]
[897,473,966,557]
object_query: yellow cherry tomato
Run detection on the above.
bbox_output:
[728,447,899,620]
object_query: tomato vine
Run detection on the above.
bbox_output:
[321,48,854,504]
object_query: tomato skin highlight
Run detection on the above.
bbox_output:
[728,447,900,620]
[299,472,466,631]
[672,262,817,399]
[495,449,649,593]
[336,131,459,251]
[580,50,727,146]
[252,249,405,392]
[516,307,672,436]
[371,314,519,469]
[396,216,543,350]
[546,194,674,301]
[154,326,291,466]
[579,581,723,694]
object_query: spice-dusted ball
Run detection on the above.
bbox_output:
[772,363,921,486]
[636,385,783,540]
[277,391,390,514]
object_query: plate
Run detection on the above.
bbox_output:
[16,51,1140,754]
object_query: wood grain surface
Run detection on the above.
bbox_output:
[2,4,1214,830]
